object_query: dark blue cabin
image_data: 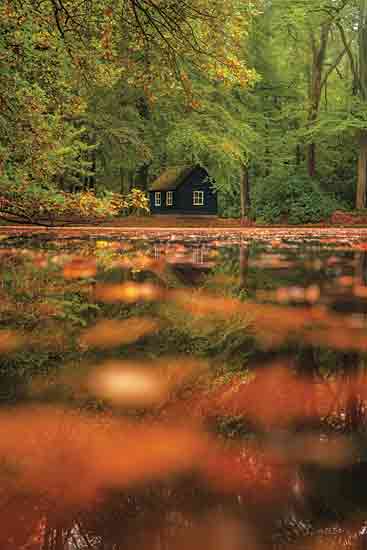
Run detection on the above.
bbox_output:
[149,165,218,216]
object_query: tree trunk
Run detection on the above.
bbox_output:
[307,23,331,177]
[134,93,151,191]
[356,1,367,208]
[120,168,133,194]
[120,167,124,194]
[88,148,96,191]
[296,144,301,166]
[337,3,367,207]
[58,173,65,191]
[240,164,250,220]
[360,0,367,100]
[135,163,150,191]
[307,55,322,178]
[356,130,367,209]
[307,141,317,178]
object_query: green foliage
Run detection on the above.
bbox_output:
[162,80,260,190]
[0,0,258,216]
[251,172,339,224]
[0,0,365,220]
[170,310,253,360]
[218,186,241,218]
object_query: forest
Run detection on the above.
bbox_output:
[6,3,367,546]
[2,0,367,224]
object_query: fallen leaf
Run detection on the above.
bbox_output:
[63,258,97,279]
[79,317,159,349]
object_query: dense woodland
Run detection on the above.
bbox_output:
[3,0,367,223]
[6,3,367,546]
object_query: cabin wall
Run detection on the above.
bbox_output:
[175,167,217,215]
[149,167,217,215]
[149,191,176,214]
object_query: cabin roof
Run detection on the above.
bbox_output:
[149,166,195,191]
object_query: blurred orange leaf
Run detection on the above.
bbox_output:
[0,407,206,503]
[172,290,367,351]
[88,362,171,406]
[95,282,164,303]
[63,258,97,279]
[79,317,159,349]
[0,329,23,353]
[87,357,206,407]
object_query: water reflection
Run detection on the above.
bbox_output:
[1,233,367,548]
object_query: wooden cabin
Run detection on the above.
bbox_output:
[149,165,218,216]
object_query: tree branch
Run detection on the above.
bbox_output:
[321,45,348,89]
[336,20,360,92]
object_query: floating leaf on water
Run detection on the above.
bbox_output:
[0,407,207,503]
[250,254,295,270]
[95,282,164,303]
[275,287,290,304]
[337,275,355,287]
[63,258,97,279]
[172,290,241,318]
[114,256,134,269]
[271,285,320,305]
[87,357,205,406]
[207,364,313,428]
[114,255,165,274]
[0,329,23,353]
[134,255,165,272]
[88,362,170,406]
[353,285,367,299]
[172,289,367,351]
[32,255,48,269]
[79,318,159,349]
[37,302,62,317]
[305,284,321,304]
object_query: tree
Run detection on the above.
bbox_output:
[356,0,367,207]
[331,0,367,208]
[0,0,257,219]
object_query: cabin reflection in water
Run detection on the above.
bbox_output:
[153,244,215,285]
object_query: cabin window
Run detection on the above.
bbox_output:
[166,191,173,206]
[193,190,204,206]
[155,192,161,207]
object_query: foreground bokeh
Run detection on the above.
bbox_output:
[1,229,367,549]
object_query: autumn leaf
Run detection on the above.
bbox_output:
[79,317,159,349]
[63,258,97,279]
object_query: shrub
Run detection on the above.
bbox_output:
[250,172,339,224]
[0,178,150,224]
[121,188,150,216]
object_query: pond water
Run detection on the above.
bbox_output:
[1,228,367,549]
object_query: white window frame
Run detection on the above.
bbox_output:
[193,190,204,206]
[166,191,173,206]
[155,191,161,207]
